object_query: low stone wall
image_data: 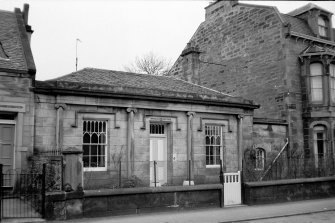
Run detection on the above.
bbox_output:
[46,184,223,220]
[244,176,335,205]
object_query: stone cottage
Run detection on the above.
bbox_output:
[168,0,335,173]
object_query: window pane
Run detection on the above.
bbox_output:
[91,156,97,167]
[330,65,335,77]
[83,133,90,143]
[83,145,89,156]
[311,74,323,102]
[91,133,98,144]
[99,134,106,144]
[91,145,98,156]
[209,155,213,165]
[216,136,221,145]
[99,145,105,155]
[311,76,322,88]
[83,156,89,167]
[318,17,326,26]
[205,136,210,145]
[310,63,323,76]
[215,155,220,165]
[83,121,87,132]
[98,156,105,167]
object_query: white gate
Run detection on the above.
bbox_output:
[224,171,241,206]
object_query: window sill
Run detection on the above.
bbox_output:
[84,167,107,172]
[206,165,220,169]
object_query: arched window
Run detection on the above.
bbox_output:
[318,16,328,37]
[330,64,335,103]
[313,125,327,168]
[310,63,323,102]
[255,148,265,170]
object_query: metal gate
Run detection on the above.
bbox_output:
[0,163,45,220]
[223,171,241,206]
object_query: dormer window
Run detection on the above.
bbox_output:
[318,16,328,38]
[310,63,323,102]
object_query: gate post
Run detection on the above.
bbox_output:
[62,147,83,191]
[41,163,46,218]
[0,163,2,221]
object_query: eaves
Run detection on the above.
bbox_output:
[33,86,260,110]
[289,31,335,47]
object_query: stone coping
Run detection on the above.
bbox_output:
[244,176,335,187]
[84,184,223,198]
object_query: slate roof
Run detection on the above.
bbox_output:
[36,68,258,108]
[287,3,333,16]
[280,13,314,36]
[0,8,35,74]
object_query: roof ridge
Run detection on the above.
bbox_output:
[0,9,14,14]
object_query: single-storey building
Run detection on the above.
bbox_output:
[33,68,258,189]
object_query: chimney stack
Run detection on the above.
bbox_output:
[180,42,201,85]
[22,4,33,44]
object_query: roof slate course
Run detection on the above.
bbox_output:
[39,68,257,107]
[0,9,28,71]
[280,13,314,36]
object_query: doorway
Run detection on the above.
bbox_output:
[0,123,15,175]
[149,123,167,186]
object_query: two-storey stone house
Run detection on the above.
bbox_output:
[169,0,335,171]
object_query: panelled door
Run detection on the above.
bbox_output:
[0,124,15,174]
[149,123,167,186]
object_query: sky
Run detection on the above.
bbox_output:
[0,0,335,81]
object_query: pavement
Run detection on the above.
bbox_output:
[3,197,335,223]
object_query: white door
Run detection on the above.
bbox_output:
[224,171,242,206]
[0,124,15,175]
[149,124,167,186]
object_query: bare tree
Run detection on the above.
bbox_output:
[124,52,171,76]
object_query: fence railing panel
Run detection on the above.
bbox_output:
[0,163,46,220]
[243,155,335,182]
